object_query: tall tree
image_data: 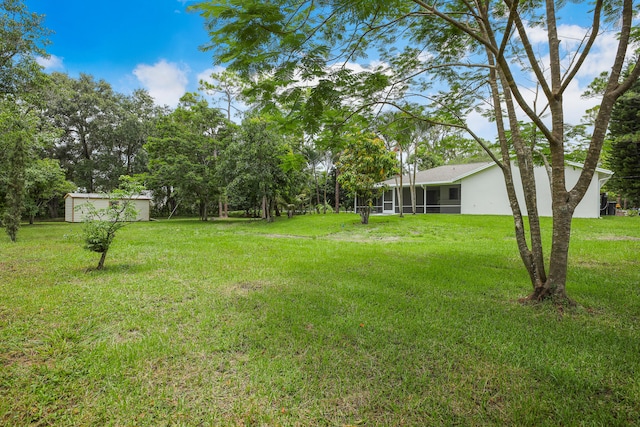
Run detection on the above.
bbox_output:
[0,0,49,97]
[191,0,640,303]
[44,73,120,192]
[301,142,324,211]
[1,0,50,240]
[606,77,640,207]
[223,114,289,221]
[200,69,246,121]
[374,110,457,215]
[336,132,399,224]
[0,104,31,241]
[146,93,227,220]
[94,90,162,191]
[24,158,75,224]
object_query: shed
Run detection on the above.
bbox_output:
[64,193,151,223]
[361,161,613,219]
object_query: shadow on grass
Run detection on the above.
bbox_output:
[83,263,140,274]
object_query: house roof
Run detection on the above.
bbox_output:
[380,162,495,186]
[566,160,614,177]
[65,193,152,200]
[381,160,614,187]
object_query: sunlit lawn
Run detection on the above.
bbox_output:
[1,213,639,426]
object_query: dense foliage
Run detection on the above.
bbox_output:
[336,133,398,224]
[607,78,640,207]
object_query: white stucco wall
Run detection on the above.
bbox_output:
[64,194,150,222]
[461,163,605,218]
[133,199,150,222]
[460,164,512,216]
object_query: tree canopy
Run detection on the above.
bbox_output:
[0,0,49,98]
[145,93,227,221]
[1,0,49,241]
[336,132,398,224]
[606,77,640,207]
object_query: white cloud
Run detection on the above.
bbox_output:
[519,22,622,82]
[523,23,592,50]
[133,59,189,107]
[36,55,64,70]
[469,22,626,143]
[175,0,189,10]
[578,31,620,78]
[197,66,227,85]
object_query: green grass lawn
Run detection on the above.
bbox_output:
[1,214,639,426]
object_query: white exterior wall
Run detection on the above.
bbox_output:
[68,198,110,223]
[561,165,603,219]
[133,199,150,222]
[65,194,150,222]
[461,163,604,218]
[65,196,73,222]
[460,165,512,215]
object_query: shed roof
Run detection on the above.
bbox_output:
[65,193,152,200]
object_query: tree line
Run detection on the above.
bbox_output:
[1,0,490,241]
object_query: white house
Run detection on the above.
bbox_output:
[359,161,613,219]
[64,193,151,223]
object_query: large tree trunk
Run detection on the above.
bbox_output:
[397,146,403,217]
[410,152,417,214]
[530,205,573,301]
[200,200,208,221]
[314,169,321,212]
[485,49,547,294]
[217,190,229,218]
[261,195,267,219]
[359,206,371,224]
[323,174,327,214]
[334,169,340,213]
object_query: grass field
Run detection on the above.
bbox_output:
[1,213,639,426]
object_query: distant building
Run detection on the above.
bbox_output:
[64,193,151,223]
[358,161,613,219]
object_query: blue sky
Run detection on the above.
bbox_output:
[27,0,215,106]
[25,0,623,136]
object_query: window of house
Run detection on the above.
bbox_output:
[449,187,460,200]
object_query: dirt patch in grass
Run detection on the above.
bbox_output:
[594,235,640,241]
[263,233,313,239]
[0,261,18,273]
[226,280,270,297]
[113,328,145,344]
[324,234,401,243]
[1,343,53,369]
[136,351,256,421]
[327,390,371,414]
